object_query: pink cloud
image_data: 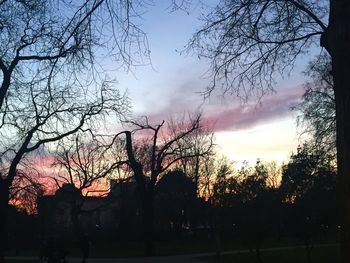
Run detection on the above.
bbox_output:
[141,85,304,133]
[205,86,304,132]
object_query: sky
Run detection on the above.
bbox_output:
[113,1,310,165]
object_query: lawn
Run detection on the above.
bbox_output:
[5,239,239,258]
[200,244,340,263]
[4,237,339,262]
[4,245,340,263]
[4,244,339,263]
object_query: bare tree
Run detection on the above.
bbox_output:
[169,114,215,195]
[9,168,44,215]
[51,133,125,260]
[190,154,235,202]
[265,161,282,189]
[116,114,213,256]
[196,154,217,201]
[186,1,327,99]
[294,54,336,157]
[0,0,149,260]
[53,134,124,195]
[0,82,124,259]
[186,1,350,260]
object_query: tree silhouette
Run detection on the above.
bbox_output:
[170,116,215,195]
[8,164,44,215]
[211,160,281,262]
[50,133,124,259]
[280,143,337,263]
[0,1,149,261]
[294,54,336,156]
[187,1,350,260]
[237,161,280,262]
[117,114,213,256]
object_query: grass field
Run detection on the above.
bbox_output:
[4,245,340,263]
[4,238,339,262]
[5,260,37,263]
[201,245,340,263]
[5,239,240,258]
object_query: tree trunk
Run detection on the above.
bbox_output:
[0,180,10,263]
[142,192,155,256]
[328,1,350,262]
[333,63,350,263]
[124,131,156,256]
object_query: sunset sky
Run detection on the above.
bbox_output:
[114,2,312,165]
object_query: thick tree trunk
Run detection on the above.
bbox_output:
[328,1,350,262]
[334,67,350,263]
[124,131,156,256]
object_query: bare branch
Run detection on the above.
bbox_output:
[187,0,328,97]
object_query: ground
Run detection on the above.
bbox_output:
[5,243,339,263]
